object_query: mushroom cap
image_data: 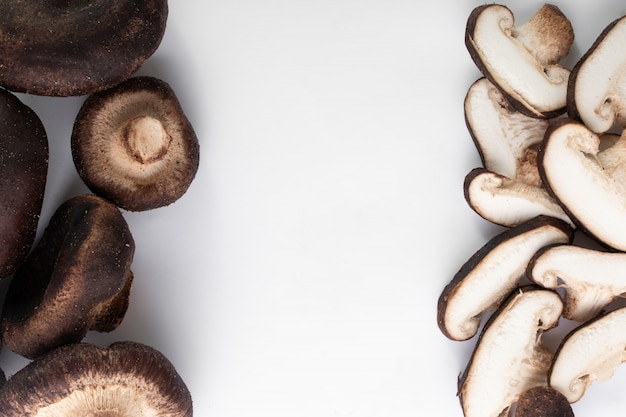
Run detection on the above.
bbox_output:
[538,118,626,251]
[0,87,49,279]
[1,194,135,359]
[465,4,573,118]
[567,15,626,133]
[438,215,573,341]
[0,341,193,416]
[458,286,564,417]
[549,306,626,403]
[0,0,168,96]
[72,76,200,211]
[514,386,574,417]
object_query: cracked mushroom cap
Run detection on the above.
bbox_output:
[465,4,574,118]
[0,341,192,416]
[72,76,200,211]
[0,0,168,96]
[568,14,626,133]
[0,87,48,279]
[1,194,135,359]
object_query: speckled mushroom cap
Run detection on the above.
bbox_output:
[0,87,48,279]
[0,341,193,416]
[71,76,200,211]
[0,0,168,96]
[1,194,135,359]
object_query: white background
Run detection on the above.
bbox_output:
[2,1,626,416]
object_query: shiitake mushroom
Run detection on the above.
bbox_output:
[0,87,48,279]
[0,341,192,416]
[0,0,168,96]
[71,76,200,211]
[1,194,135,359]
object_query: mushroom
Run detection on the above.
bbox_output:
[528,244,626,322]
[567,14,626,134]
[538,118,626,251]
[462,77,572,227]
[458,286,564,417]
[0,0,168,96]
[549,305,626,403]
[0,87,48,279]
[71,76,200,211]
[513,386,574,417]
[0,341,193,416]
[465,4,574,118]
[463,168,573,228]
[438,215,573,341]
[1,194,135,359]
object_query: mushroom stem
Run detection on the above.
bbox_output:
[124,116,172,164]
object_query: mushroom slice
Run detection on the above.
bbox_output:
[458,286,564,417]
[465,4,573,118]
[438,215,573,341]
[0,0,168,96]
[528,244,626,322]
[568,15,626,133]
[538,119,626,251]
[513,386,574,417]
[0,87,48,278]
[0,341,192,416]
[465,77,549,182]
[549,306,626,403]
[72,76,200,211]
[464,168,572,228]
[1,194,135,359]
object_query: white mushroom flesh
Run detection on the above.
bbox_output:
[550,306,626,403]
[460,289,563,417]
[468,5,570,116]
[465,170,572,227]
[530,245,626,322]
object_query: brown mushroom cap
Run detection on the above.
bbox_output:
[72,76,200,211]
[514,386,574,417]
[0,87,48,279]
[1,194,135,359]
[0,341,193,416]
[0,1,168,96]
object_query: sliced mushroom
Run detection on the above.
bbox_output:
[465,4,574,118]
[0,341,192,416]
[464,168,573,228]
[0,1,168,96]
[528,244,626,322]
[438,215,573,341]
[567,15,626,133]
[538,118,626,251]
[71,76,200,211]
[549,306,626,403]
[1,194,135,359]
[513,386,574,417]
[0,87,48,279]
[458,286,564,417]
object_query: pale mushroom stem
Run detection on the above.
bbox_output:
[124,116,172,164]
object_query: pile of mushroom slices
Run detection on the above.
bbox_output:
[439,3,626,417]
[0,1,197,415]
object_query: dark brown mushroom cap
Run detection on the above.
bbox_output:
[0,1,168,97]
[0,87,48,279]
[1,194,135,359]
[72,76,200,211]
[0,341,193,416]
[514,386,574,417]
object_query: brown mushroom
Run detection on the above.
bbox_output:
[0,341,193,416]
[71,76,200,211]
[0,87,48,279]
[1,194,135,359]
[513,386,574,417]
[0,1,168,96]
